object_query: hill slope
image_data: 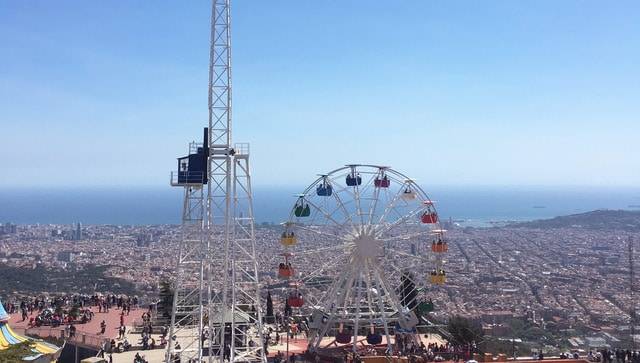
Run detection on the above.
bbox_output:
[510,209,640,231]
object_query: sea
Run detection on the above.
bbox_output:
[0,186,639,226]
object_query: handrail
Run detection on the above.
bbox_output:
[24,326,109,349]
[170,171,206,186]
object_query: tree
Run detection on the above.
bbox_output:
[69,305,81,319]
[265,291,274,323]
[0,341,35,362]
[447,315,484,349]
[284,298,292,317]
[158,278,175,318]
[400,272,418,311]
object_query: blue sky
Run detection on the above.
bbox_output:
[1,1,638,188]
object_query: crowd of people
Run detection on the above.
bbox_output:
[2,293,142,326]
[593,348,640,363]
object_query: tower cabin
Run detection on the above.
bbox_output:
[175,128,209,185]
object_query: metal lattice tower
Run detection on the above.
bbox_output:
[167,1,266,362]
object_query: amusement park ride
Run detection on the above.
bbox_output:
[166,1,447,362]
[279,165,447,353]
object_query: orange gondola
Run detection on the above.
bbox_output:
[431,240,448,253]
[278,253,295,278]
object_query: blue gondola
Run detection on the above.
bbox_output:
[336,331,352,344]
[316,184,333,196]
[346,174,362,186]
[366,332,382,345]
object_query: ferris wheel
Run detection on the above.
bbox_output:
[276,164,447,352]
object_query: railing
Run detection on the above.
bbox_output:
[24,326,65,340]
[234,143,250,156]
[170,171,206,186]
[68,331,110,349]
[188,141,204,154]
[24,326,109,349]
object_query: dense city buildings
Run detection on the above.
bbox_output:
[1,211,639,354]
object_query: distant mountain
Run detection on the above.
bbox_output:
[510,209,640,231]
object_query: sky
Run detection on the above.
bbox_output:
[1,1,639,189]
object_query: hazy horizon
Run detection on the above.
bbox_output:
[2,184,638,225]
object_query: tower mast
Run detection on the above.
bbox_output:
[207,1,265,360]
[167,1,265,362]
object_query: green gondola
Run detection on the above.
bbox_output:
[294,204,311,217]
[417,300,435,315]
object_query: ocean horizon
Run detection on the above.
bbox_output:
[0,185,639,226]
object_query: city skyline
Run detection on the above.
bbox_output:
[1,1,639,188]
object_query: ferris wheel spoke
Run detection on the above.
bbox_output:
[362,260,376,319]
[365,183,382,227]
[385,246,428,262]
[294,242,353,256]
[351,266,365,352]
[367,261,394,351]
[353,171,378,226]
[371,264,406,318]
[315,260,359,343]
[375,180,411,226]
[384,230,425,242]
[375,204,425,237]
[385,258,427,293]
[384,265,424,307]
[298,253,351,307]
[294,224,349,243]
[304,198,348,229]
[326,179,357,230]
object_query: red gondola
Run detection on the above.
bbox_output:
[374,176,390,188]
[278,264,294,278]
[421,211,438,224]
[287,294,304,308]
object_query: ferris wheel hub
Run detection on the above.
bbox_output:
[351,228,383,258]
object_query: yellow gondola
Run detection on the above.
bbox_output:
[280,232,296,246]
[429,270,446,285]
